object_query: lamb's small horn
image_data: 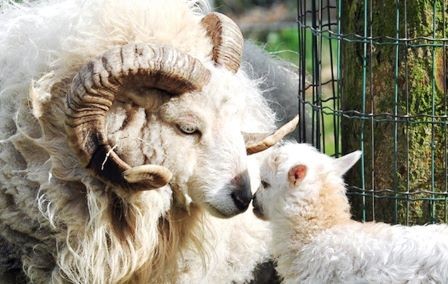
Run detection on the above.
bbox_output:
[201,12,244,73]
[66,43,210,190]
[246,116,299,155]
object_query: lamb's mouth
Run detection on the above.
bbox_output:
[252,202,267,220]
[252,206,263,219]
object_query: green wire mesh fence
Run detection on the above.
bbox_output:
[297,0,448,225]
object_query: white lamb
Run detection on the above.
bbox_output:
[253,142,448,283]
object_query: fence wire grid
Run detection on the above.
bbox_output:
[297,0,448,225]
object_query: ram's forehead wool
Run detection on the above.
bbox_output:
[0,0,282,283]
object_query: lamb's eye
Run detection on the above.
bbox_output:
[178,124,199,135]
[261,180,270,188]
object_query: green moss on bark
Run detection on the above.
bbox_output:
[341,0,447,224]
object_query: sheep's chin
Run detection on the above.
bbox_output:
[203,202,240,219]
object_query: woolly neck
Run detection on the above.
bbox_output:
[268,177,352,280]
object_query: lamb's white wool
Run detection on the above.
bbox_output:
[254,142,448,283]
[0,0,276,283]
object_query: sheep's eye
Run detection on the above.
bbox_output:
[178,124,199,135]
[261,180,270,188]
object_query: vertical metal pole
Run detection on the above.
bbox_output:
[430,0,437,223]
[360,0,369,222]
[392,0,400,224]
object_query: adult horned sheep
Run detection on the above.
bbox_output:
[0,0,296,283]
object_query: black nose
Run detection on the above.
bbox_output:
[252,194,258,207]
[230,172,252,211]
[231,190,252,211]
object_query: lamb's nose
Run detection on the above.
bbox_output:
[230,172,252,211]
[252,194,258,207]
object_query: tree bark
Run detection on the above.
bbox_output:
[341,0,447,224]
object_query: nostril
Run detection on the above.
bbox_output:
[230,171,252,211]
[231,190,252,211]
[231,175,241,185]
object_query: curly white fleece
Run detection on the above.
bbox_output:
[256,142,448,283]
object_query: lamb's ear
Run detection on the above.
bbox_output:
[333,151,362,176]
[288,164,307,187]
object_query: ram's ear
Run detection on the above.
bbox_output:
[333,151,362,176]
[288,164,307,187]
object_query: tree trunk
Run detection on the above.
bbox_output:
[341,0,447,224]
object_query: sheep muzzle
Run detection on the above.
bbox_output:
[230,171,252,211]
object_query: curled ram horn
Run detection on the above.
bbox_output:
[66,43,211,190]
[201,12,244,73]
[245,115,299,155]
